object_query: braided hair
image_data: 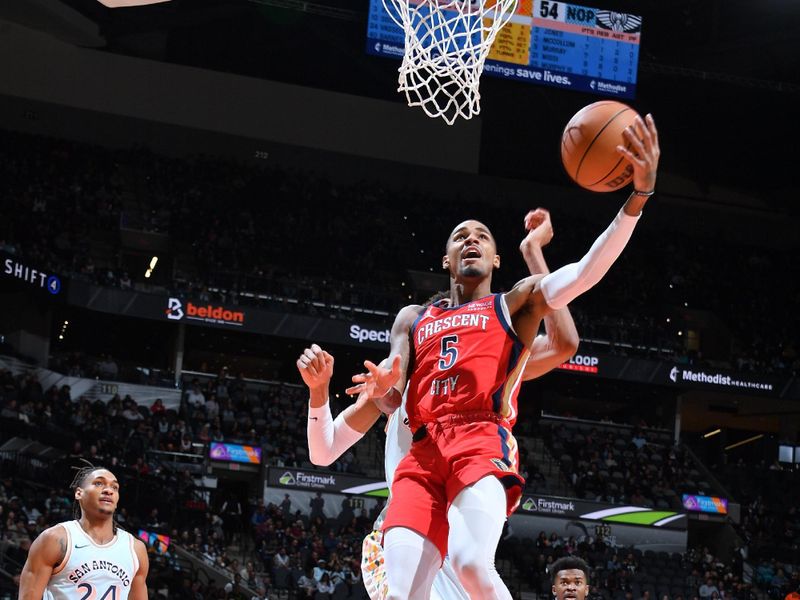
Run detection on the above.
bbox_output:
[69,460,118,534]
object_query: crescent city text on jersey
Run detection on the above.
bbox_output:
[68,560,132,587]
[416,313,491,345]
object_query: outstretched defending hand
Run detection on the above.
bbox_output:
[296,343,334,393]
[345,355,402,414]
[617,113,660,193]
[520,208,554,255]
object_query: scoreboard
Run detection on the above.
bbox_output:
[366,0,642,98]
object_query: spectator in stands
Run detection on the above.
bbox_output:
[630,489,647,505]
[97,354,119,380]
[606,553,621,572]
[122,397,144,422]
[220,494,244,545]
[215,367,230,401]
[313,558,328,582]
[337,497,353,530]
[280,494,291,518]
[309,492,324,522]
[297,568,317,598]
[206,393,220,420]
[700,577,721,599]
[316,572,335,598]
[185,379,206,411]
[771,569,789,598]
[273,547,290,570]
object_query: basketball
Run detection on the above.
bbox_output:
[561,100,640,193]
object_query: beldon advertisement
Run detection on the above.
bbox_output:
[166,297,245,327]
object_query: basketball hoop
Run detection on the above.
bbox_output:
[383,0,518,125]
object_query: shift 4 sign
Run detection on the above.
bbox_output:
[3,257,61,295]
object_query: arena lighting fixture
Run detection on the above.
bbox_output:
[703,429,721,439]
[145,256,158,278]
[724,434,764,451]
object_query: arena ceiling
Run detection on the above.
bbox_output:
[4,0,800,206]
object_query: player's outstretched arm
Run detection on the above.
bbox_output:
[518,209,579,381]
[346,304,422,415]
[297,344,382,466]
[129,538,150,600]
[506,114,659,331]
[17,525,67,600]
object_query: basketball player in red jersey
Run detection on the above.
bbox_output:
[352,114,660,599]
[18,465,149,600]
[299,208,578,600]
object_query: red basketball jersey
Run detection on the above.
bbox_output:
[406,293,530,432]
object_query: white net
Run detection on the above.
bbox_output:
[383,0,518,125]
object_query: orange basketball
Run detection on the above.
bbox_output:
[561,101,640,193]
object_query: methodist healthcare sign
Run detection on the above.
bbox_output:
[550,348,796,399]
[668,366,774,394]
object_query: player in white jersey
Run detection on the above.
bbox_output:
[360,385,472,600]
[18,464,149,600]
[298,209,578,599]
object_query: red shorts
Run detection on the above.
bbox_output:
[381,412,524,560]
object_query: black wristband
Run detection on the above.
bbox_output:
[632,189,655,197]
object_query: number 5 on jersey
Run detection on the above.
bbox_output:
[438,335,459,370]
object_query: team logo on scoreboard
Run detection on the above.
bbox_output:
[596,11,642,33]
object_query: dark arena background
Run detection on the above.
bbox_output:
[0,0,799,598]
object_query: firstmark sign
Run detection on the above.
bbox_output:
[521,497,576,515]
[278,471,336,490]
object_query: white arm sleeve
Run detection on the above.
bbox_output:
[307,402,365,467]
[540,208,641,310]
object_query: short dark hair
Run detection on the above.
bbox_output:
[550,556,590,584]
[424,290,450,306]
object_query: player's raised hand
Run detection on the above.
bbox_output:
[618,113,660,193]
[296,344,334,392]
[520,208,554,258]
[345,355,402,413]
